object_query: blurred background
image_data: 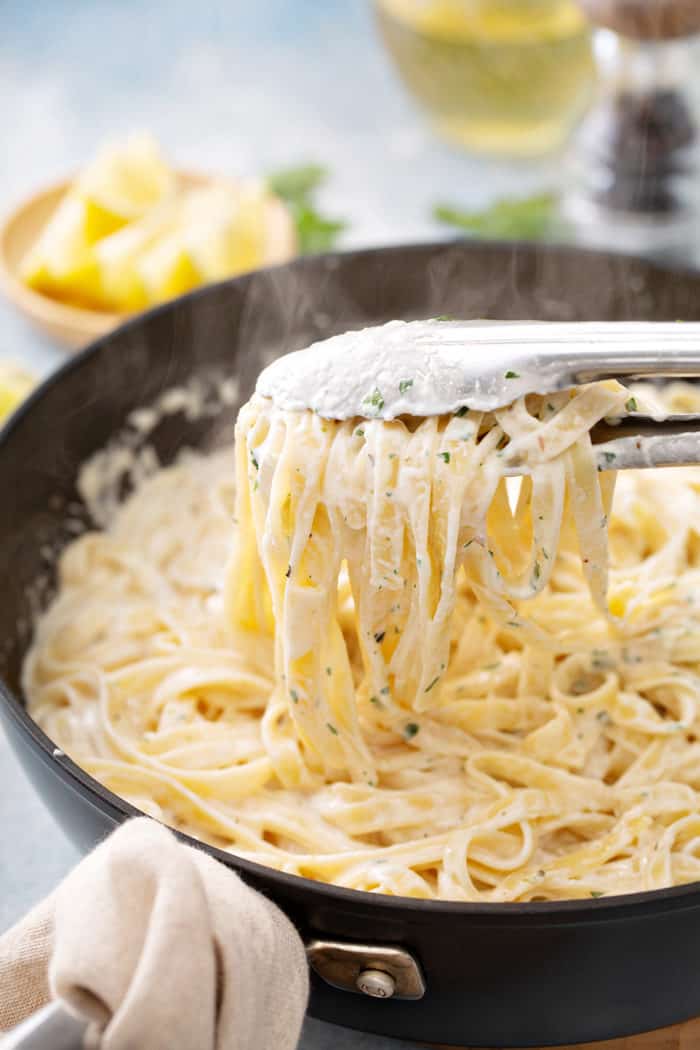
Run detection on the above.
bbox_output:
[3,0,700,390]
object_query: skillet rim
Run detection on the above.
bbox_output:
[4,237,700,922]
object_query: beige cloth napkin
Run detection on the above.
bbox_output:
[0,818,308,1049]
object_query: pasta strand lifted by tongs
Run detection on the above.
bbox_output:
[230,321,700,782]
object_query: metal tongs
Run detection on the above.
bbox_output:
[416,321,700,475]
[258,321,700,474]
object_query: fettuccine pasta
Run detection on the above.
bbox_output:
[24,377,700,901]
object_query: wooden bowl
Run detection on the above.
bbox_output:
[0,172,296,351]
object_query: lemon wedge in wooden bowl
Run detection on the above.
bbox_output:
[0,135,296,351]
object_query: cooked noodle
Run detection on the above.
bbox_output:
[25,378,700,901]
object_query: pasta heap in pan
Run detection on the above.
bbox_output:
[25,379,700,901]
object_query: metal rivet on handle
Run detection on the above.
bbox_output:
[356,968,396,999]
[306,938,425,999]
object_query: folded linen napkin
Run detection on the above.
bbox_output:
[0,818,308,1049]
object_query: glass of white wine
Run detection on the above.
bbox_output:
[374,0,596,156]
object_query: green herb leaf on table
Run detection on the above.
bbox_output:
[267,165,326,204]
[294,205,346,254]
[267,165,347,255]
[432,192,559,242]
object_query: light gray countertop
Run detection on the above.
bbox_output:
[0,3,592,1046]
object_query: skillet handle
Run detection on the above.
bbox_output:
[2,938,425,1047]
[306,938,425,999]
[1,1001,88,1050]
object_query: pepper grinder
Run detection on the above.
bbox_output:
[566,0,700,260]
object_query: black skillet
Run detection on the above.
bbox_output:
[2,241,700,1048]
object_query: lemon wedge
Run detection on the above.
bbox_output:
[137,231,202,304]
[21,195,115,308]
[95,200,180,311]
[182,180,270,280]
[21,136,173,310]
[0,362,35,423]
[19,135,298,319]
[77,133,174,223]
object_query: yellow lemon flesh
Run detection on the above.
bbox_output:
[20,135,296,316]
[0,363,35,423]
[77,133,174,222]
[183,180,269,280]
[21,195,118,309]
[21,134,174,310]
[137,231,202,304]
[95,201,180,311]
